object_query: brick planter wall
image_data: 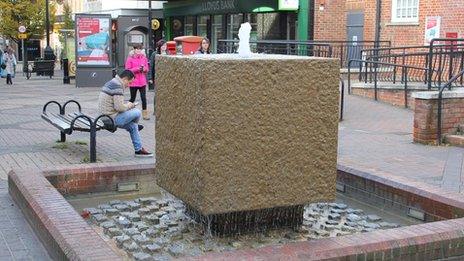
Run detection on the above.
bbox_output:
[413,91,464,144]
[351,87,416,109]
[8,163,464,260]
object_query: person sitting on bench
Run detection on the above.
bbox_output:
[98,70,153,157]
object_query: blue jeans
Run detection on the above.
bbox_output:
[114,108,142,151]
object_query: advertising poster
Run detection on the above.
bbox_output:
[76,16,110,66]
[425,16,441,44]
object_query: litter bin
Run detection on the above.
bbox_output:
[173,36,203,55]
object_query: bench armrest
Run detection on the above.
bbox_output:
[96,115,117,132]
[70,114,93,131]
[42,101,62,114]
[63,100,82,114]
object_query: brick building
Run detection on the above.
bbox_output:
[313,0,464,46]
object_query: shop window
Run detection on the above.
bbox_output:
[197,15,209,37]
[185,16,195,36]
[391,0,419,23]
[211,15,223,53]
[227,14,244,40]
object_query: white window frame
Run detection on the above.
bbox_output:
[391,0,419,23]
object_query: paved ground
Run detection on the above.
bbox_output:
[0,74,155,179]
[339,93,464,193]
[1,72,464,259]
[0,73,155,260]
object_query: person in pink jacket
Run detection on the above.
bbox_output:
[125,45,150,120]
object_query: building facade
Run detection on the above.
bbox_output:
[162,0,314,52]
[313,0,464,46]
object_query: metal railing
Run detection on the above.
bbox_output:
[217,39,333,57]
[319,40,391,68]
[217,40,391,68]
[360,39,464,88]
[340,77,345,121]
[428,38,464,89]
[437,69,464,144]
[348,59,429,108]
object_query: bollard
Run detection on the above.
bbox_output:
[63,58,70,84]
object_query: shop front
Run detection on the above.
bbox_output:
[163,0,311,53]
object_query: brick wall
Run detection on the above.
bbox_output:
[351,87,416,109]
[413,97,464,144]
[314,0,347,41]
[314,0,464,46]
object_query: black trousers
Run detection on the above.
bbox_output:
[6,74,12,84]
[129,87,147,110]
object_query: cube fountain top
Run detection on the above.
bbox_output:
[155,53,340,219]
[168,53,336,60]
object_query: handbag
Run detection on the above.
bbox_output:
[0,63,5,70]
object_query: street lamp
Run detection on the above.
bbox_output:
[148,0,153,57]
[43,0,55,60]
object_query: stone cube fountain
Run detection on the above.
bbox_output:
[155,24,340,235]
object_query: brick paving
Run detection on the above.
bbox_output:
[1,73,464,259]
[339,94,464,192]
[0,74,155,179]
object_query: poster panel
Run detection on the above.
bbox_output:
[425,16,441,45]
[76,16,111,66]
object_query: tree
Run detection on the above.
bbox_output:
[0,0,56,43]
[62,2,74,30]
[58,2,75,57]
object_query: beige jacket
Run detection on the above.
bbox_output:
[98,76,130,119]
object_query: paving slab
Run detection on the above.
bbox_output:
[339,93,464,192]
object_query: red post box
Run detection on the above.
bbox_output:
[166,41,177,55]
[174,36,204,55]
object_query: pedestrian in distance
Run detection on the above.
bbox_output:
[2,47,16,85]
[148,39,167,116]
[125,45,150,120]
[0,48,3,77]
[98,70,153,157]
[195,37,211,54]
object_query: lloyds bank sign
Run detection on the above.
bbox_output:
[201,0,237,12]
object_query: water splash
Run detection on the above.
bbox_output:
[237,22,252,58]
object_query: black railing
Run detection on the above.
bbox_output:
[437,69,464,144]
[348,59,429,108]
[340,77,345,121]
[360,39,464,88]
[217,39,333,58]
[428,38,464,89]
[217,40,391,68]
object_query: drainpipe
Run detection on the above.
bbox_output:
[297,0,309,41]
[374,0,382,48]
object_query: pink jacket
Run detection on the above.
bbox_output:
[125,54,148,87]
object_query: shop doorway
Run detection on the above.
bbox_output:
[346,12,364,67]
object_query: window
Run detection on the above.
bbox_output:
[391,0,419,23]
[184,16,195,36]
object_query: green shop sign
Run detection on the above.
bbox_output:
[163,0,286,17]
[278,0,299,11]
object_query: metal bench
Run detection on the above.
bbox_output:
[26,60,55,79]
[41,100,116,163]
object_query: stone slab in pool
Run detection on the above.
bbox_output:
[71,192,421,260]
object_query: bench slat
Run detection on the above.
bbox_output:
[54,113,90,131]
[46,113,91,132]
[42,111,116,134]
[68,112,108,130]
[60,113,91,130]
[41,113,72,133]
